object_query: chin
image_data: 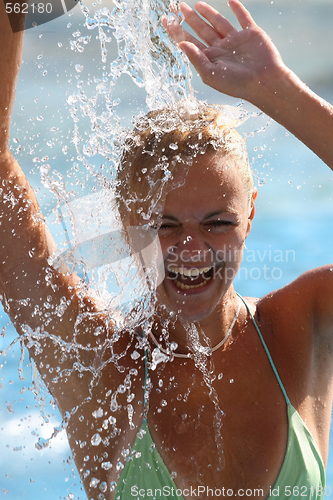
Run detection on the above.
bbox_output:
[156,281,221,324]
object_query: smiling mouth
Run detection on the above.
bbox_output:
[166,265,215,290]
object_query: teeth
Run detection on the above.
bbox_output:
[174,279,209,290]
[169,266,213,277]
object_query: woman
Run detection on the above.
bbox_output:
[1,1,333,499]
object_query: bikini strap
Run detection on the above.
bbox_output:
[236,292,290,405]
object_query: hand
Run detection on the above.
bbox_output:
[163,0,286,106]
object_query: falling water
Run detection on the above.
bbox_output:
[2,0,240,495]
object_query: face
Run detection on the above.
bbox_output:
[156,150,255,324]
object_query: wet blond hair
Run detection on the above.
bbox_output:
[115,101,253,227]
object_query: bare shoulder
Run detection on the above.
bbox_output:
[256,264,333,340]
[241,266,333,419]
[238,264,333,361]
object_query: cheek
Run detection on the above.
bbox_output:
[211,232,246,267]
[159,238,175,261]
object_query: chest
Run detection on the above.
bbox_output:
[146,339,289,495]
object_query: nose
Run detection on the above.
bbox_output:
[176,227,210,262]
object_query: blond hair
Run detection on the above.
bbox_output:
[115,101,253,227]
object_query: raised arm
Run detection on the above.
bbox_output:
[0,5,81,403]
[165,0,333,168]
[0,4,119,412]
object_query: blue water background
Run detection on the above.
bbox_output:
[1,0,333,497]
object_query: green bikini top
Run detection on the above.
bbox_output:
[114,295,326,500]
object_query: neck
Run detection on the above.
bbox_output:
[153,287,240,357]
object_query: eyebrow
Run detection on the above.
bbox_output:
[162,211,233,222]
[161,215,179,221]
[202,211,229,220]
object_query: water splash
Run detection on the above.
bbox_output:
[3,0,239,490]
[183,321,226,470]
[63,0,194,195]
[81,0,193,107]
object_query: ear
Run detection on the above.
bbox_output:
[246,188,257,238]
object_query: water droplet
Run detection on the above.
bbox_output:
[151,348,169,370]
[131,350,140,360]
[218,373,223,380]
[42,70,47,76]
[6,402,14,414]
[116,461,124,471]
[58,42,63,47]
[230,379,234,384]
[91,433,102,446]
[89,477,100,488]
[169,142,178,150]
[62,146,69,154]
[101,461,112,470]
[110,481,117,491]
[35,437,50,450]
[75,64,84,73]
[258,178,266,186]
[127,393,135,403]
[170,342,178,352]
[110,398,118,412]
[99,482,107,493]
[166,12,177,25]
[92,407,103,418]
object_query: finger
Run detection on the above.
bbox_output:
[194,2,236,38]
[228,0,257,30]
[178,41,213,77]
[180,2,224,47]
[162,16,207,50]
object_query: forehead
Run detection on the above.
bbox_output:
[163,151,248,216]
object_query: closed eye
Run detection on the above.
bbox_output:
[158,222,180,233]
[204,220,234,232]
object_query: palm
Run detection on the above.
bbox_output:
[197,27,282,99]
